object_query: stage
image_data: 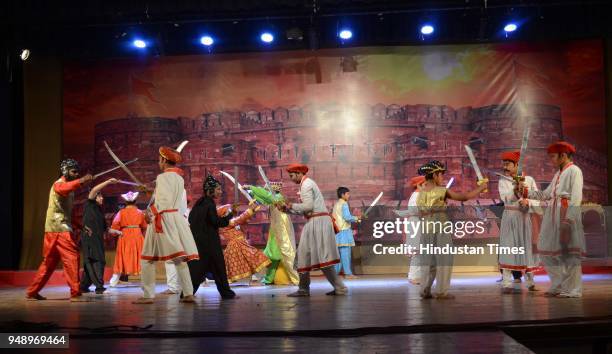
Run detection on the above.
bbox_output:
[1,273,611,353]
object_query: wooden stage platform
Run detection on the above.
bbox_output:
[1,273,611,353]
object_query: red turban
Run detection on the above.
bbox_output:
[409,176,426,188]
[159,146,182,163]
[547,141,576,154]
[286,163,309,174]
[500,151,520,163]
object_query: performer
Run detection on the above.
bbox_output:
[417,160,488,299]
[187,175,237,299]
[220,202,270,283]
[498,151,541,293]
[249,183,299,285]
[406,175,425,285]
[134,146,198,304]
[80,178,119,294]
[332,187,361,279]
[26,159,93,301]
[109,191,147,287]
[519,141,585,298]
[279,163,348,297]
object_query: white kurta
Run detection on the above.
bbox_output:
[498,176,540,271]
[141,171,199,262]
[406,191,422,281]
[528,163,585,257]
[290,177,340,273]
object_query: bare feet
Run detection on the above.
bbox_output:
[409,279,421,285]
[528,285,537,292]
[345,275,359,280]
[179,295,196,303]
[501,288,513,294]
[70,296,93,302]
[544,292,560,297]
[434,293,455,300]
[25,294,47,301]
[420,292,433,299]
[160,289,177,295]
[132,297,154,304]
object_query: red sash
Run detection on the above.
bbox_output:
[150,205,178,233]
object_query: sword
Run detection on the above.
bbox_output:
[93,158,138,179]
[220,171,255,203]
[363,192,383,217]
[515,126,530,182]
[464,145,488,192]
[494,172,515,182]
[258,165,272,191]
[445,177,455,189]
[103,141,145,186]
[117,180,141,186]
[233,166,240,205]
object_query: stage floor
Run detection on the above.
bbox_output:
[1,273,611,353]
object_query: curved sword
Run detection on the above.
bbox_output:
[93,158,138,179]
[258,165,272,191]
[363,192,383,217]
[220,171,254,203]
[103,141,145,186]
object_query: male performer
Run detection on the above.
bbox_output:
[417,160,487,299]
[160,194,194,294]
[81,178,120,294]
[134,146,199,304]
[406,175,425,285]
[187,175,237,299]
[498,151,540,293]
[26,159,93,301]
[279,163,348,297]
[519,141,585,298]
[109,191,147,287]
[249,183,299,285]
[332,187,361,279]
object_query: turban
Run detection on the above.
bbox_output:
[418,160,446,176]
[500,151,520,163]
[121,191,139,202]
[286,163,309,174]
[60,158,80,177]
[204,174,221,193]
[409,176,426,188]
[547,141,576,155]
[159,146,182,163]
[270,181,283,192]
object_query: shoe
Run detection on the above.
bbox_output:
[222,295,240,300]
[132,297,154,304]
[25,294,47,301]
[557,292,581,298]
[95,287,106,294]
[70,296,93,302]
[287,290,310,297]
[544,291,560,297]
[80,288,92,293]
[179,295,196,303]
[325,289,348,296]
[420,292,433,299]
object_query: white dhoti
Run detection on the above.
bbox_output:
[419,232,453,297]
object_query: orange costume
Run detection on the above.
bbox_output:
[111,205,147,276]
[27,172,83,299]
[219,205,271,282]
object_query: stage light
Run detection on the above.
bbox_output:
[133,39,147,49]
[504,23,518,33]
[200,35,214,46]
[420,25,434,35]
[20,49,30,61]
[339,29,353,40]
[260,32,274,43]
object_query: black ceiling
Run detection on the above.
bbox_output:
[3,1,612,58]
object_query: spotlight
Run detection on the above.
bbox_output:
[339,29,353,40]
[504,23,518,33]
[20,49,30,61]
[200,35,214,46]
[260,32,274,43]
[133,39,147,49]
[420,25,434,35]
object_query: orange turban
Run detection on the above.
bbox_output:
[409,176,426,188]
[286,163,309,174]
[159,146,182,163]
[547,141,576,154]
[500,151,520,163]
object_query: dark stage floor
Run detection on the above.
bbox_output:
[1,273,611,353]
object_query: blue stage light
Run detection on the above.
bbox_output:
[504,23,518,32]
[200,35,214,46]
[133,39,147,49]
[260,32,274,43]
[339,29,353,40]
[420,25,434,35]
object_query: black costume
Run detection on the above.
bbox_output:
[187,195,235,298]
[80,199,107,293]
